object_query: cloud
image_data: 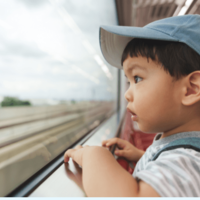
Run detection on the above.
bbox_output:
[0,0,118,101]
[18,0,49,8]
[0,38,48,58]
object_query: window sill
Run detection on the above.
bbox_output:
[28,110,125,197]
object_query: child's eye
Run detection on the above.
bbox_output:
[134,76,142,84]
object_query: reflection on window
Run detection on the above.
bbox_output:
[0,0,118,196]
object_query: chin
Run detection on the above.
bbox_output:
[138,124,158,134]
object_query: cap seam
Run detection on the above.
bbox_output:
[170,16,195,37]
[145,27,179,41]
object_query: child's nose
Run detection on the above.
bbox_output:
[124,89,133,102]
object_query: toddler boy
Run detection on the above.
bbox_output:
[64,15,200,197]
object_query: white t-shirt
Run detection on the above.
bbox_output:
[133,131,200,197]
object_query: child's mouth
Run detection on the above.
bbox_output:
[131,115,138,121]
[127,108,138,121]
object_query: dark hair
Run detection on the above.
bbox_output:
[121,38,200,80]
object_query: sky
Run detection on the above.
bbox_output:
[0,0,118,103]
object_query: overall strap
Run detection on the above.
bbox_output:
[151,137,200,161]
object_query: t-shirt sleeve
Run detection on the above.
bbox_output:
[134,148,200,197]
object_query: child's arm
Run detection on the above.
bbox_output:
[64,146,160,197]
[102,138,145,162]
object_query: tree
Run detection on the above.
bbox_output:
[1,97,31,107]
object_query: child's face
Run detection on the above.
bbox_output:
[124,55,183,134]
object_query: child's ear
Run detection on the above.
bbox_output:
[182,71,200,106]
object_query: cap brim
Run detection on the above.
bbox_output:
[100,25,178,69]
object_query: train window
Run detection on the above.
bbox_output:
[0,0,118,196]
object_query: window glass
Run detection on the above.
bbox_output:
[120,70,128,113]
[0,0,118,196]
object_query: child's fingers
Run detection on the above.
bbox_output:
[75,145,82,150]
[103,138,126,149]
[114,149,126,157]
[64,149,75,163]
[64,145,89,163]
[101,140,108,147]
[64,145,82,163]
[102,138,117,147]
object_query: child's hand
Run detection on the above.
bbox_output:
[102,138,144,162]
[64,145,88,167]
[64,162,83,190]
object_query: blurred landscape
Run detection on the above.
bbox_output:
[0,100,115,196]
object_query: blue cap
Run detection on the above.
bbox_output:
[100,14,200,69]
